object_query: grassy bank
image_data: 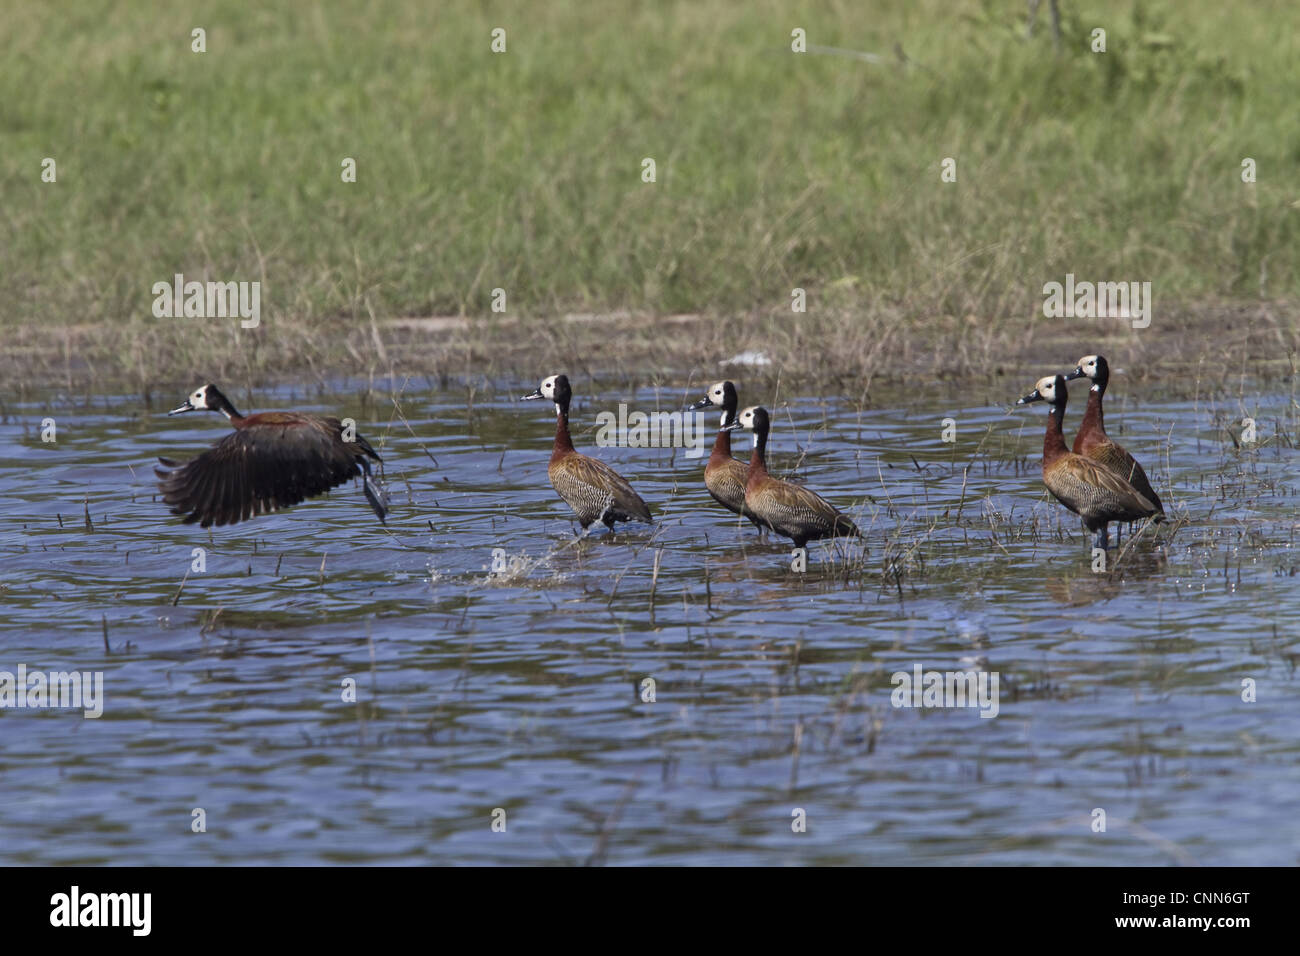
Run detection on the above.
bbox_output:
[2,0,1298,389]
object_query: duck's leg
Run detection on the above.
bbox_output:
[1092,524,1110,551]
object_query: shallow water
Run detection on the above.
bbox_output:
[1,375,1297,865]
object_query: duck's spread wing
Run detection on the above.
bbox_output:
[156,421,361,527]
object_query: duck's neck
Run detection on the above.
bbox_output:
[211,391,245,425]
[1079,381,1106,438]
[709,405,735,463]
[1043,403,1069,463]
[552,402,575,462]
[709,428,731,463]
[748,428,769,481]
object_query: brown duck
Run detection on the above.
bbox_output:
[688,380,766,533]
[1063,354,1164,520]
[724,405,861,550]
[1017,374,1158,550]
[156,384,389,528]
[522,374,652,534]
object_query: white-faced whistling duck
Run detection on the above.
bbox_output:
[521,374,652,534]
[1017,374,1159,550]
[688,380,766,533]
[724,405,861,550]
[1063,354,1165,521]
[155,384,390,528]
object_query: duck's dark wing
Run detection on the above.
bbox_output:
[156,418,384,527]
[1044,454,1159,525]
[750,477,860,540]
[1084,440,1164,517]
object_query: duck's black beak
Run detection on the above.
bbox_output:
[1063,366,1085,381]
[521,389,544,401]
[687,396,712,411]
[168,400,196,416]
[722,420,742,431]
[1016,390,1044,405]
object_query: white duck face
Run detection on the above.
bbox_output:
[726,405,770,433]
[169,384,221,416]
[1017,375,1064,406]
[521,374,572,416]
[725,406,773,449]
[1067,354,1110,391]
[690,381,738,427]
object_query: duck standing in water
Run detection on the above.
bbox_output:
[688,381,766,533]
[725,405,861,550]
[521,374,652,535]
[1063,354,1164,521]
[1016,374,1159,550]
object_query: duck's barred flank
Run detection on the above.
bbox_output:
[549,453,652,528]
[744,479,861,546]
[705,457,758,523]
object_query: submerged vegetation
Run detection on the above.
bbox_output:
[2,0,1298,389]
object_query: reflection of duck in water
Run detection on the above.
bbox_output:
[1042,554,1166,606]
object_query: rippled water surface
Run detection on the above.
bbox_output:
[2,376,1297,865]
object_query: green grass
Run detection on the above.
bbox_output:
[2,0,1298,386]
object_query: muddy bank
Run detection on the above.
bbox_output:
[2,300,1296,398]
